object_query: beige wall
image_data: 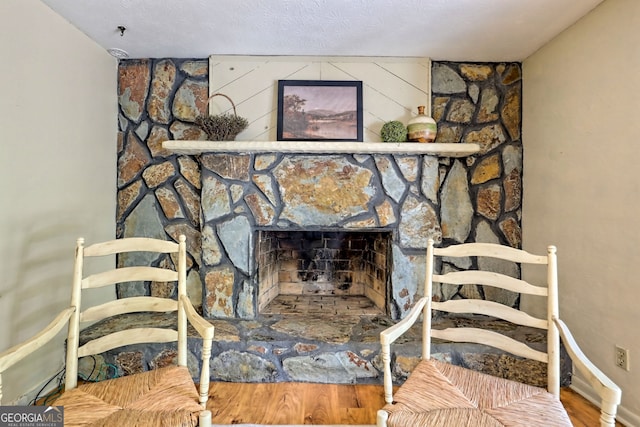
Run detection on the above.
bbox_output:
[0,0,117,403]
[522,0,640,422]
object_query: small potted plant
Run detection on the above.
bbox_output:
[380,121,407,142]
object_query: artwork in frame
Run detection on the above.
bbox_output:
[277,80,363,142]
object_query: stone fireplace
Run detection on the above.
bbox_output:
[199,153,442,320]
[103,58,539,385]
[116,58,525,322]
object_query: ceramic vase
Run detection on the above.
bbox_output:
[407,105,437,143]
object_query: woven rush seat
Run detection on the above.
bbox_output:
[53,365,202,427]
[383,359,571,426]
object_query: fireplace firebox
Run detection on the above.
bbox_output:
[257,230,391,315]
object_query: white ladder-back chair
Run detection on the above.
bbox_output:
[377,239,621,427]
[0,235,214,427]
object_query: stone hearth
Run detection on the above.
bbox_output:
[262,295,383,316]
[78,312,570,387]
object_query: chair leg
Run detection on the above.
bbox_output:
[599,402,618,427]
[377,409,389,427]
[199,409,211,427]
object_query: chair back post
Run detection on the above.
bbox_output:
[546,245,560,397]
[65,237,85,390]
[177,235,188,367]
[424,238,435,360]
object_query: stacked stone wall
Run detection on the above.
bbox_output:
[431,62,523,303]
[117,58,208,305]
[432,62,522,249]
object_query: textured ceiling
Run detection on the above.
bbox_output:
[41,0,604,61]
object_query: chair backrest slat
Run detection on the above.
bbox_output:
[77,328,179,357]
[431,327,549,363]
[433,299,548,329]
[433,242,548,264]
[80,297,178,323]
[82,266,178,289]
[434,271,548,296]
[83,237,179,257]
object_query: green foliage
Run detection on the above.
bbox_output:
[380,121,407,142]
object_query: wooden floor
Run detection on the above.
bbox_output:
[208,382,624,426]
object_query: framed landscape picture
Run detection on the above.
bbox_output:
[277,80,363,141]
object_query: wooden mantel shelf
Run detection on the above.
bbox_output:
[162,140,480,157]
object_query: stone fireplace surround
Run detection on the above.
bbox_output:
[197,152,443,321]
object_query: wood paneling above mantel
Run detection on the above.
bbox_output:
[162,140,480,157]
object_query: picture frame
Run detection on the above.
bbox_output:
[277,80,363,142]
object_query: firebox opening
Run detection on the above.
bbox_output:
[257,230,391,316]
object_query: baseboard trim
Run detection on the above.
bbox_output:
[571,375,640,427]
